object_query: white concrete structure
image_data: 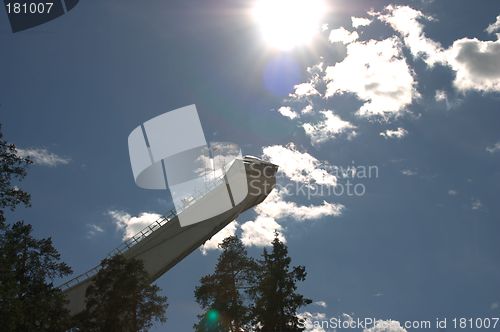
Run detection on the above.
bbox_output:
[59,156,278,315]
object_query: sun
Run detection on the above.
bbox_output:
[252,0,326,51]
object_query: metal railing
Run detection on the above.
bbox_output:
[58,171,229,291]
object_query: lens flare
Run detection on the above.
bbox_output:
[207,309,219,323]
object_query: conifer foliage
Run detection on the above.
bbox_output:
[0,126,72,332]
[195,236,257,332]
[75,255,168,332]
[195,233,311,332]
[251,233,312,332]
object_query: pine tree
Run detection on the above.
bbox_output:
[0,222,73,331]
[75,254,168,332]
[0,125,31,226]
[194,236,258,332]
[251,232,312,332]
[0,125,73,331]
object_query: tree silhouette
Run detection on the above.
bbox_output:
[194,236,258,332]
[0,125,73,331]
[0,222,73,331]
[75,254,168,332]
[0,125,31,226]
[195,234,312,331]
[250,232,312,332]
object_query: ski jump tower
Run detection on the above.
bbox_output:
[59,105,278,315]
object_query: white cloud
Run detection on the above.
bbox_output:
[435,90,460,110]
[17,148,70,167]
[377,5,500,92]
[329,27,359,44]
[380,127,408,139]
[313,301,327,308]
[86,224,104,238]
[277,106,299,119]
[255,190,343,221]
[303,110,357,144]
[292,82,320,97]
[307,62,324,80]
[401,169,417,176]
[448,189,458,196]
[486,15,500,34]
[301,105,314,114]
[240,216,284,247]
[444,37,500,92]
[316,6,500,113]
[108,210,163,240]
[324,37,418,117]
[364,319,407,332]
[241,145,344,247]
[486,142,500,153]
[352,16,372,28]
[200,221,238,255]
[435,90,447,102]
[263,143,337,186]
[378,5,444,66]
[204,143,345,249]
[241,188,343,247]
[472,199,482,210]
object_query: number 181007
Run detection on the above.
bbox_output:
[452,317,499,329]
[5,2,54,14]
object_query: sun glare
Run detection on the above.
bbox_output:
[252,0,326,51]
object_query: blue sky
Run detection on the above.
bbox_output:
[1,0,500,331]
